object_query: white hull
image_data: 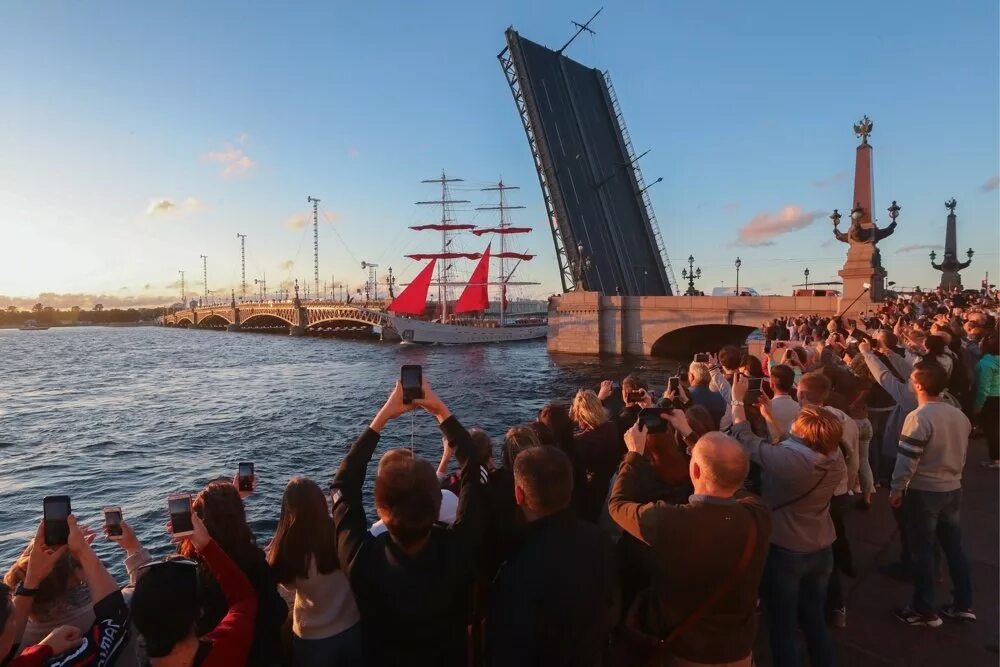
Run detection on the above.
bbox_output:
[387,314,547,345]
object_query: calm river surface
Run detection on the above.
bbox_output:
[0,326,679,575]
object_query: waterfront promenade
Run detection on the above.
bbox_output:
[753,440,998,666]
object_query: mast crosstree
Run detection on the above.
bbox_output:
[475,180,535,326]
[413,172,471,320]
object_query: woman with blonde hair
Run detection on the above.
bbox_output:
[569,389,621,522]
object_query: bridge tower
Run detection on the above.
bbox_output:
[930,199,973,289]
[289,279,307,336]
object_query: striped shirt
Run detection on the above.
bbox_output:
[892,401,971,493]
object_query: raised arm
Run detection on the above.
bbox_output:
[416,382,485,560]
[331,381,417,579]
[607,426,674,546]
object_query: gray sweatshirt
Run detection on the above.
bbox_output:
[731,421,845,553]
[892,401,971,493]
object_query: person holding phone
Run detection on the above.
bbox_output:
[8,515,130,667]
[330,375,485,665]
[131,511,258,667]
[569,389,623,523]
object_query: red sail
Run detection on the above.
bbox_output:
[471,226,532,236]
[388,259,436,316]
[409,223,478,232]
[405,252,482,261]
[494,252,535,260]
[454,244,491,314]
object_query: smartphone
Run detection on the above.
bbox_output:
[693,352,710,363]
[667,376,681,392]
[104,506,123,537]
[762,339,772,354]
[43,495,71,546]
[167,493,195,537]
[747,377,766,393]
[237,462,255,492]
[611,381,621,391]
[637,408,669,433]
[626,390,644,403]
[400,365,423,404]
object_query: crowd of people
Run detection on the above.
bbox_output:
[2,286,997,667]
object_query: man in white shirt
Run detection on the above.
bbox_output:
[767,364,801,441]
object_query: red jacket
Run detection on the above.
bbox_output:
[193,539,259,667]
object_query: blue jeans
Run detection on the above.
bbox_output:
[761,544,834,667]
[293,624,363,667]
[904,488,973,614]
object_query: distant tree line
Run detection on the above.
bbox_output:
[0,305,169,326]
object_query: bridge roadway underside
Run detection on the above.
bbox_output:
[548,290,841,358]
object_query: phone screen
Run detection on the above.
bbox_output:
[168,495,194,534]
[400,365,423,404]
[105,508,123,536]
[626,390,644,404]
[238,462,254,491]
[668,377,680,392]
[694,353,709,363]
[43,496,71,546]
[747,377,765,392]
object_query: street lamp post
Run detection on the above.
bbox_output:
[734,257,742,296]
[804,268,810,290]
[571,243,592,291]
[681,255,702,296]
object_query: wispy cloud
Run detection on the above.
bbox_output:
[280,259,295,270]
[981,175,999,192]
[2,293,177,309]
[723,202,740,214]
[896,244,940,254]
[205,136,256,178]
[286,210,340,230]
[285,213,310,230]
[145,197,204,217]
[734,205,826,247]
[812,171,848,188]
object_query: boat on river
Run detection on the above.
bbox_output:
[18,320,50,331]
[385,173,547,345]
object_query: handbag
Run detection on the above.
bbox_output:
[611,502,760,666]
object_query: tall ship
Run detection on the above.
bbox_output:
[385,172,548,345]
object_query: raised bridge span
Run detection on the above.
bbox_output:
[161,301,395,337]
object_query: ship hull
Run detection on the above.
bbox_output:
[387,315,547,345]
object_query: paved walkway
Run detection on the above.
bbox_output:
[754,436,998,666]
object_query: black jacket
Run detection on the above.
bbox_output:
[331,416,484,666]
[196,545,287,667]
[572,421,624,522]
[486,508,617,666]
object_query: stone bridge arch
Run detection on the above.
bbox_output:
[196,312,232,328]
[650,324,757,358]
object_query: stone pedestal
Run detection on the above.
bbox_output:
[838,242,884,314]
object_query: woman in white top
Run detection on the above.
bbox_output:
[268,477,362,667]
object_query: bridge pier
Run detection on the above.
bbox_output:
[226,323,242,332]
[548,290,840,358]
[289,325,306,337]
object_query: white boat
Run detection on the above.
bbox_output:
[388,314,547,345]
[19,320,50,331]
[384,173,547,345]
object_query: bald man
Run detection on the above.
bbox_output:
[609,423,772,667]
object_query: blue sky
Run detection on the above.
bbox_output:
[1,1,997,306]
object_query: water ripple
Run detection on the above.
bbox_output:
[0,327,679,575]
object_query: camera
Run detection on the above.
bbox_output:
[626,390,645,404]
[693,353,710,363]
[400,365,424,404]
[637,408,670,433]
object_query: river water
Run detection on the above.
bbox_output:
[0,327,678,575]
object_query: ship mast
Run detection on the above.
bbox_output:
[477,180,526,327]
[416,172,470,320]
